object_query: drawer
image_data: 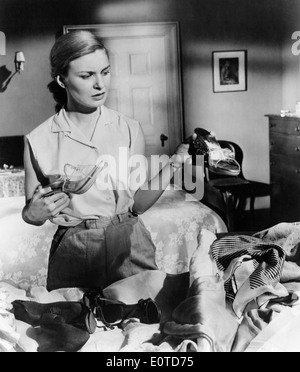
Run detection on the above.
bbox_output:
[270,132,300,157]
[269,117,300,135]
[270,177,300,223]
[270,153,300,179]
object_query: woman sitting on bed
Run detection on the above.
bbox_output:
[22,30,190,291]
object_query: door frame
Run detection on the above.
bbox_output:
[64,22,184,155]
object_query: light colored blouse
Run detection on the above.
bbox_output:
[26,105,147,226]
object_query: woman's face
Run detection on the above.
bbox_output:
[63,49,111,112]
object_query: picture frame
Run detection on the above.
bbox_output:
[212,50,247,93]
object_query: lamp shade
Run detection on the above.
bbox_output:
[15,51,25,62]
[0,31,6,55]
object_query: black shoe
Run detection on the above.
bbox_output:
[38,313,90,353]
[12,300,97,334]
[192,128,212,155]
[83,291,161,328]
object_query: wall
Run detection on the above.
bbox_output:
[0,0,287,208]
[281,0,300,111]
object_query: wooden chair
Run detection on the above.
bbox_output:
[204,140,270,231]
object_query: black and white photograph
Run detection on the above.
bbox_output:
[213,50,247,92]
[0,0,300,356]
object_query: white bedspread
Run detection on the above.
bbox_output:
[0,187,227,352]
[0,187,227,289]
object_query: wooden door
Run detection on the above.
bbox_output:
[64,23,184,158]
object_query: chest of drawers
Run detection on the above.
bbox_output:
[266,115,300,224]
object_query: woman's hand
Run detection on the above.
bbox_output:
[171,143,192,167]
[22,185,70,226]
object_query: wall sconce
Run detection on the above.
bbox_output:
[0,31,6,55]
[0,51,26,92]
[14,51,25,73]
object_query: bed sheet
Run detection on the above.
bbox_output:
[0,187,227,290]
[3,206,300,353]
[0,282,203,353]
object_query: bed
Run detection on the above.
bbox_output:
[0,187,227,288]
[1,136,300,353]
[0,153,227,352]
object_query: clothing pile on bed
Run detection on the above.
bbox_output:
[2,222,300,352]
[0,284,25,352]
[209,223,300,352]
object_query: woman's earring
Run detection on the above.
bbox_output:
[56,76,65,89]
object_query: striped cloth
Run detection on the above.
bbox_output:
[210,235,288,318]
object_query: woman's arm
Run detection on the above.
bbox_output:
[22,137,70,226]
[132,158,182,215]
[131,128,190,215]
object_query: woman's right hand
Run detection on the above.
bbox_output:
[171,143,192,167]
[23,185,70,225]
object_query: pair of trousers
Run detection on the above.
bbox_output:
[47,212,158,291]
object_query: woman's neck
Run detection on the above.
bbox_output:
[65,107,100,127]
[64,106,101,142]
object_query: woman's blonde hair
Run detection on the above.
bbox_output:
[48,30,108,112]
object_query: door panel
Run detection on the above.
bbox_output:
[105,36,169,156]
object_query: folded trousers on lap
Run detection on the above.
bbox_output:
[47,212,158,291]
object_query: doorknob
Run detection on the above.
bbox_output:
[160,134,168,147]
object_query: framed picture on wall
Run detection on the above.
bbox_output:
[212,50,247,93]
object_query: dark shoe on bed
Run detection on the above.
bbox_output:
[12,300,97,334]
[38,313,90,352]
[83,291,161,327]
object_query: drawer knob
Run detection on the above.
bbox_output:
[296,147,300,152]
[296,169,300,173]
[270,123,277,128]
[295,127,300,132]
